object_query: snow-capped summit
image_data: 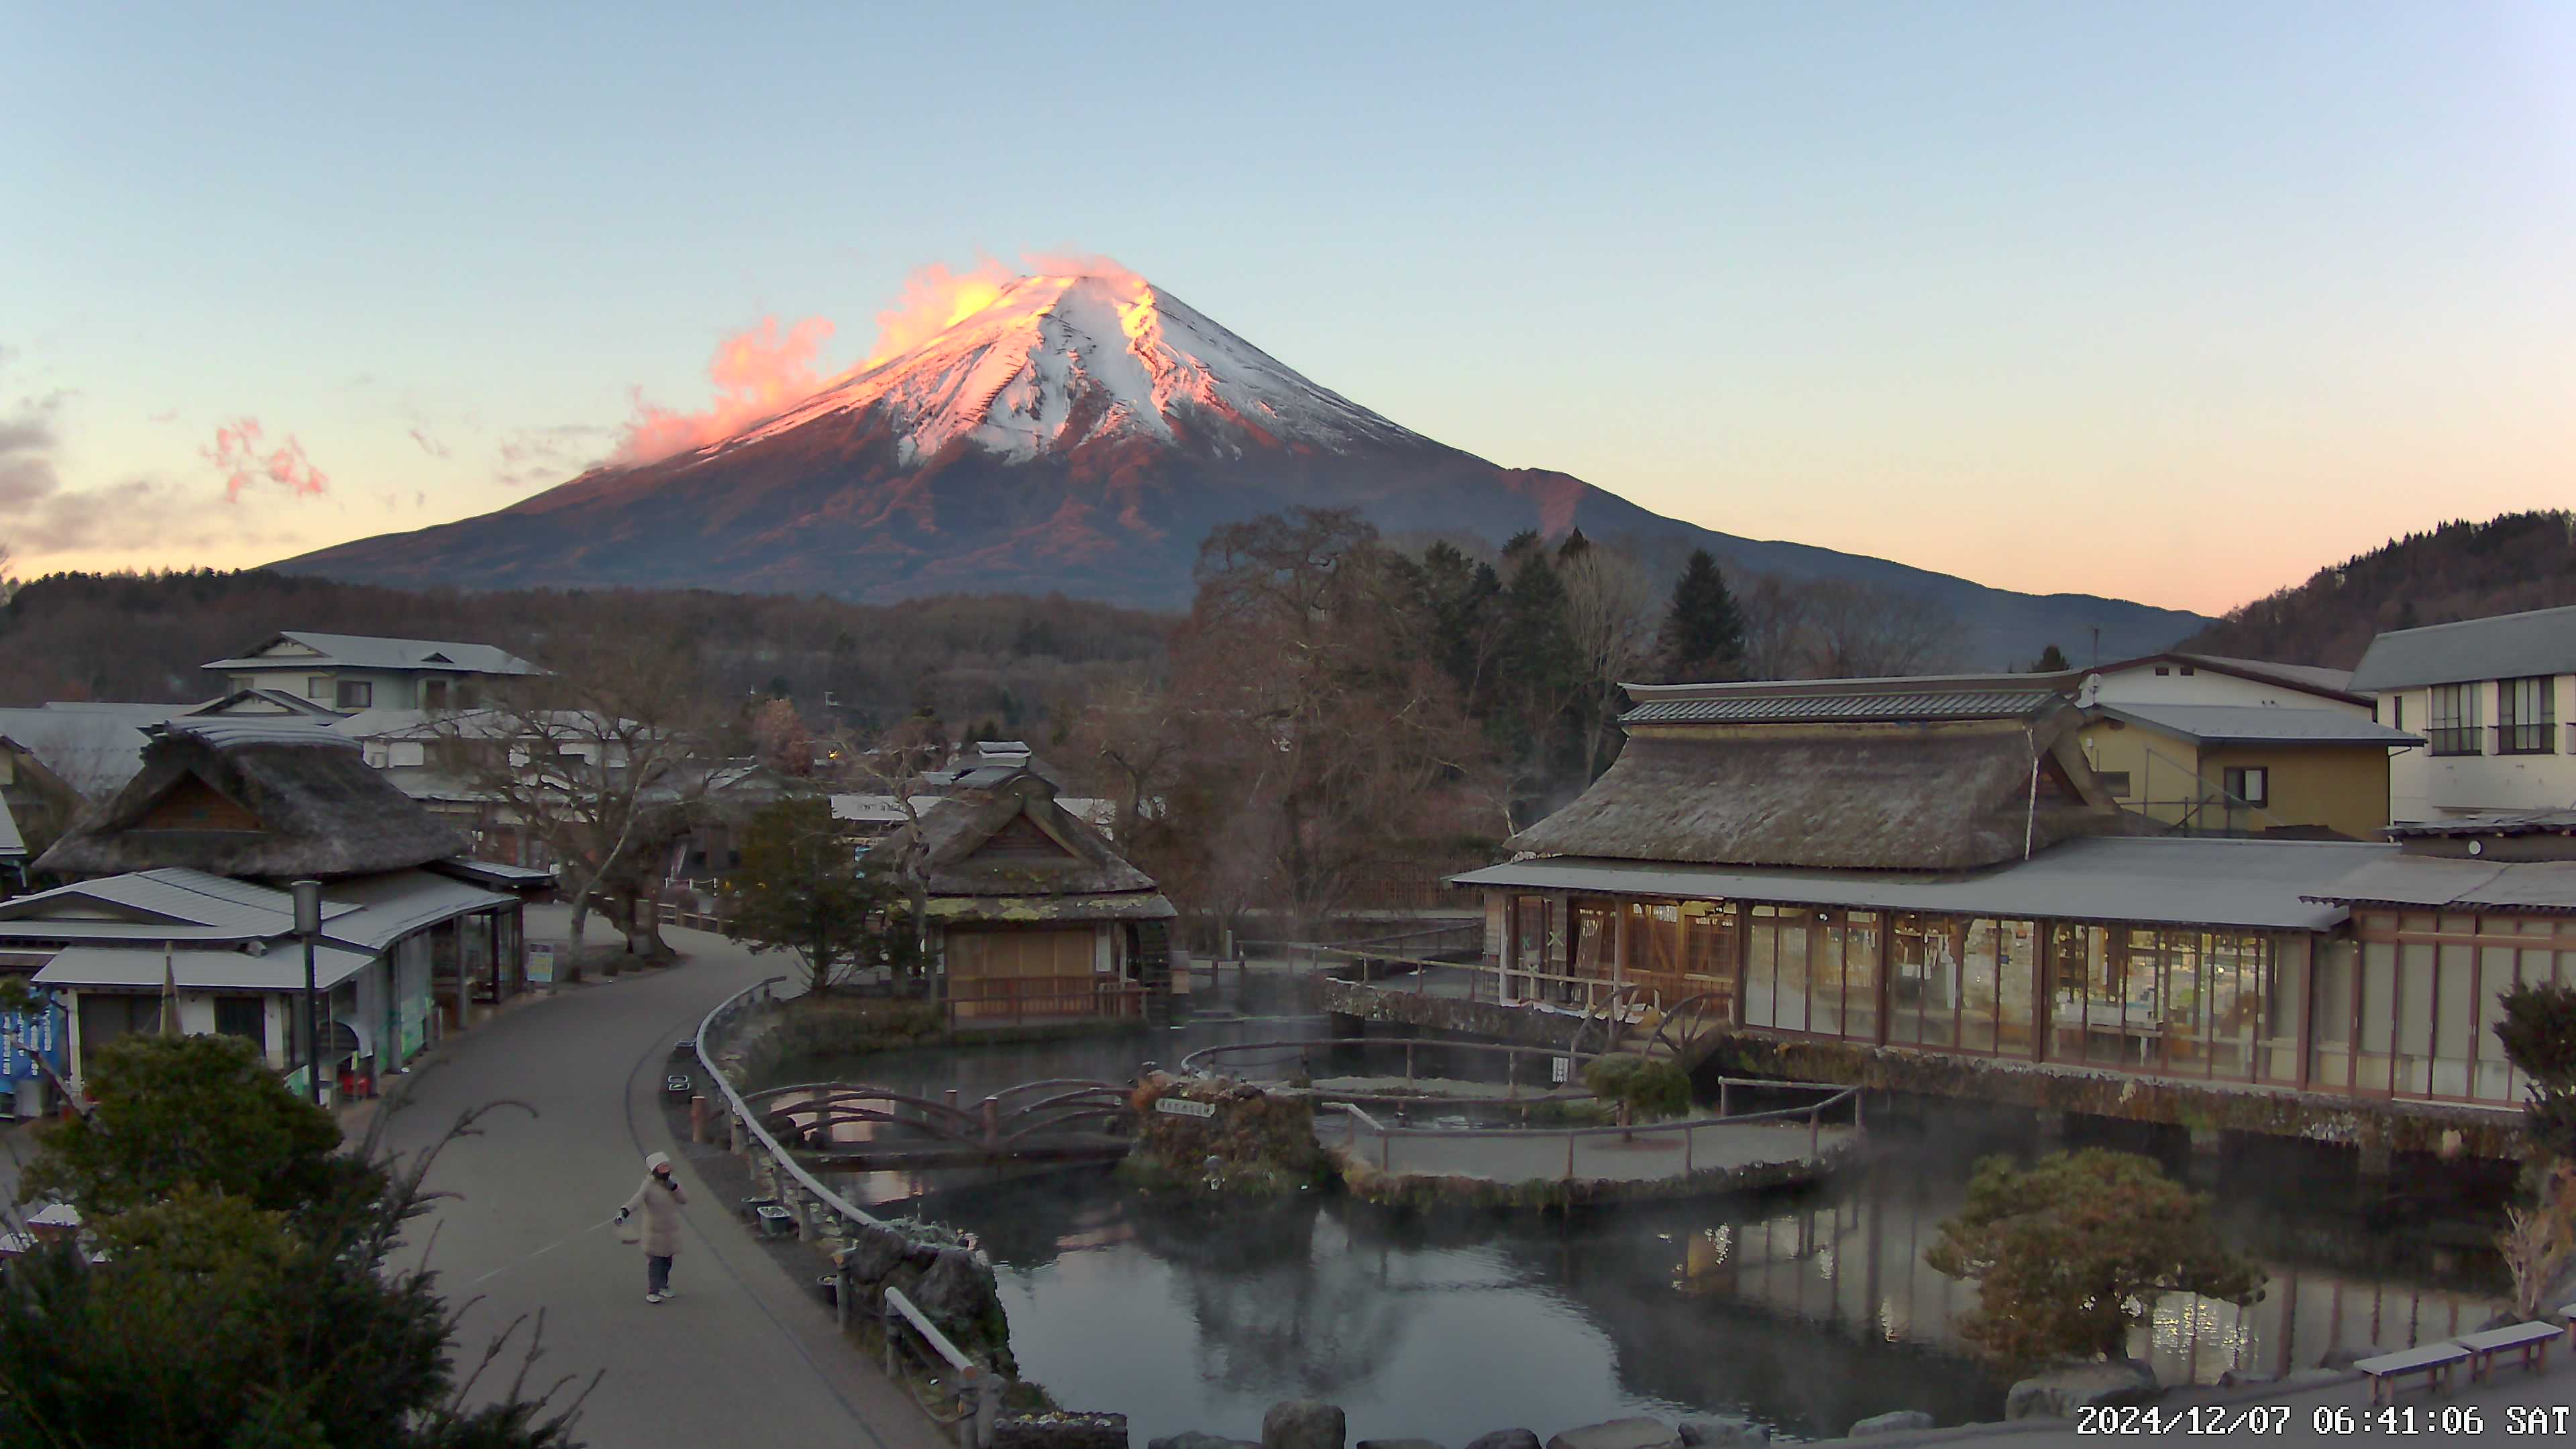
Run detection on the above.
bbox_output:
[727,271,1422,466]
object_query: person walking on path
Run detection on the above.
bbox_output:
[616,1150,689,1303]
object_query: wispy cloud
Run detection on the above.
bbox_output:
[407,426,451,460]
[494,422,610,489]
[203,416,329,501]
[0,390,66,511]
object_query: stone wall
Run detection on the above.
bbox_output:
[1320,979,2524,1162]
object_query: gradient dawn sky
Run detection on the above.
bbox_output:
[5,1,2571,616]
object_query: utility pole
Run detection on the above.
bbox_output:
[292,879,323,1106]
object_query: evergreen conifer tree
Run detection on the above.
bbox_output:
[1653,549,1748,682]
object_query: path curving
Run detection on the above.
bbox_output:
[371,911,947,1449]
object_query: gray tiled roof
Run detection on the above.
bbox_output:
[2348,604,2576,691]
[2093,704,2422,746]
[2304,855,2576,912]
[203,631,539,676]
[1622,691,2058,726]
[1456,837,2387,932]
[2383,809,2576,838]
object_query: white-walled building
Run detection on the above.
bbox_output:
[202,631,538,712]
[2351,605,2576,823]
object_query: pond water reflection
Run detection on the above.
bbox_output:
[772,1010,2510,1443]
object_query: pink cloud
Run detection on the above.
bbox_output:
[204,417,329,502]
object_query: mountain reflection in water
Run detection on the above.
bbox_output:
[786,1021,2508,1442]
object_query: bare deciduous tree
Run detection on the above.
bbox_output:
[1557,545,1658,777]
[1801,580,1959,678]
[434,635,721,964]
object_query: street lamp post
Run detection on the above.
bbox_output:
[292,879,323,1107]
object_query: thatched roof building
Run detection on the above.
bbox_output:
[1511,677,2123,873]
[34,720,468,881]
[892,768,1174,924]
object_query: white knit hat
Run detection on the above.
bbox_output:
[644,1150,672,1172]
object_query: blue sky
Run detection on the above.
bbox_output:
[5,1,2571,612]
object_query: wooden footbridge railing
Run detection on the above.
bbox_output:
[745,1076,1137,1167]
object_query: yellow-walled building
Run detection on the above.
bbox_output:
[2075,653,2422,839]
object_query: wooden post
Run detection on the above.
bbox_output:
[690,1093,708,1144]
[1612,903,1628,1009]
[980,1097,1000,1150]
[1564,1128,1576,1182]
[1719,1080,1729,1118]
[1684,1123,1693,1175]
[1809,1106,1820,1160]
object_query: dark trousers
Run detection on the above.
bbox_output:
[647,1254,673,1295]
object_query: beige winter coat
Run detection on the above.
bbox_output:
[621,1170,688,1256]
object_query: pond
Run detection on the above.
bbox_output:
[769,996,2512,1443]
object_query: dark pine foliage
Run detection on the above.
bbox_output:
[1654,548,1749,683]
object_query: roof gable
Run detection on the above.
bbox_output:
[901,769,1160,898]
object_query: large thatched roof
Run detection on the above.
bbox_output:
[1510,704,2121,873]
[888,769,1173,920]
[35,720,468,879]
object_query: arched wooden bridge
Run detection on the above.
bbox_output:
[743,1077,1138,1169]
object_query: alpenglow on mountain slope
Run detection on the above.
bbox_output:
[278,268,2204,665]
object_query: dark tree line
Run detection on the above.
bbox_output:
[0,568,1169,729]
[2182,509,2576,667]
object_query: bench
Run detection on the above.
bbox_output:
[2458,1322,2558,1381]
[2563,1302,2576,1349]
[2353,1343,2469,1405]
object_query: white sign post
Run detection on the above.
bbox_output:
[1551,1055,1572,1085]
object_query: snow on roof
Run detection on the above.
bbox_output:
[203,632,540,676]
[0,704,193,795]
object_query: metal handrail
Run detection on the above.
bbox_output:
[1328,1082,1860,1140]
[1181,1035,1607,1076]
[693,978,898,1234]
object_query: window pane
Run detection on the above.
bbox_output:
[2430,943,2475,1098]
[2474,947,2518,1102]
[2310,941,2355,1088]
[1778,915,1811,1034]
[1812,912,1845,1038]
[1746,907,1782,1030]
[2394,943,2436,1096]
[1842,912,1880,1042]
[1997,920,2035,1056]
[1890,914,1929,1046]
[1960,920,2000,1053]
[2161,932,2207,1078]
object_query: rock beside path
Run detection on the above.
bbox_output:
[1545,1418,1682,1449]
[2005,1358,2158,1420]
[1846,1409,1934,1437]
[1264,1400,1348,1449]
[1463,1431,1542,1449]
[1678,1418,1772,1446]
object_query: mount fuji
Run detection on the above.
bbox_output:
[278,269,2204,664]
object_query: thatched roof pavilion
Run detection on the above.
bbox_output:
[888,768,1173,924]
[1511,677,2124,874]
[35,719,468,881]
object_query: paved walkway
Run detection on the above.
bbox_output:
[370,913,947,1449]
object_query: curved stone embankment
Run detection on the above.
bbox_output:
[1331,1133,1861,1211]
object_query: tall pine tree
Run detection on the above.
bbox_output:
[1654,549,1748,682]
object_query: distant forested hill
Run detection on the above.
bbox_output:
[2181,511,2576,667]
[0,569,1173,733]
